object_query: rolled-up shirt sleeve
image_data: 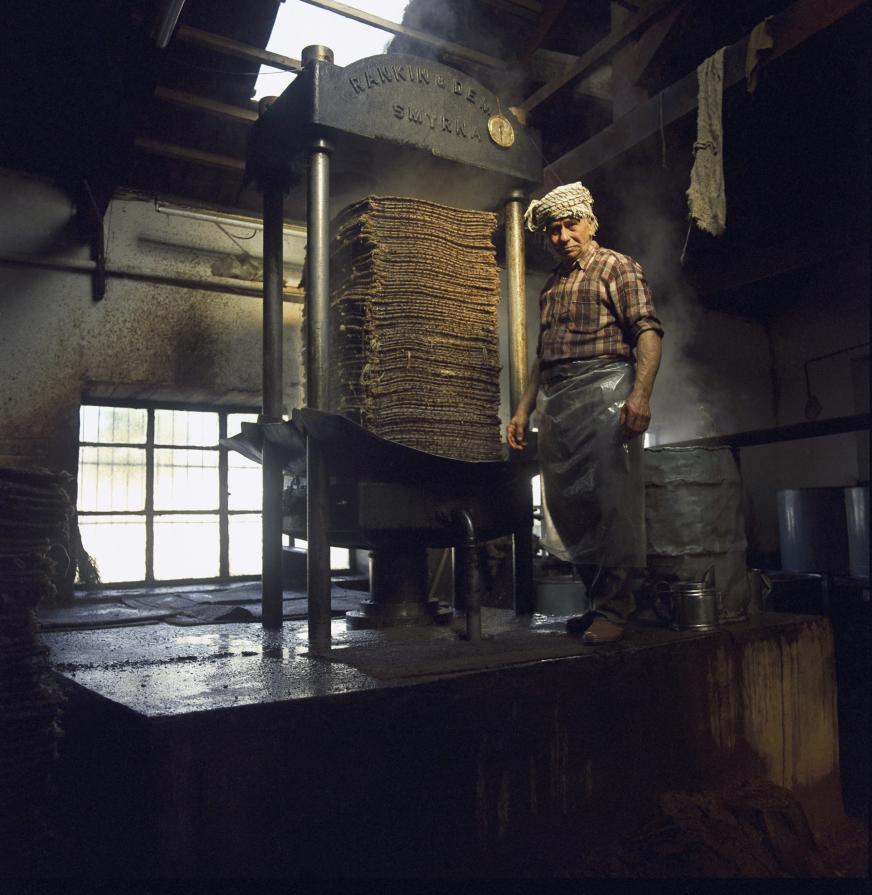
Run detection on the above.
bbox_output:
[611,256,664,346]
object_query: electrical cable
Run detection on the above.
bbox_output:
[215,222,258,252]
[659,92,667,168]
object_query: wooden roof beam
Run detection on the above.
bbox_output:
[527,49,612,102]
[134,137,246,172]
[493,0,542,14]
[543,0,866,187]
[154,87,259,123]
[474,0,541,23]
[175,25,302,72]
[516,0,683,116]
[611,2,684,117]
[518,0,569,67]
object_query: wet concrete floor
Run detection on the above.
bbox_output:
[43,608,793,718]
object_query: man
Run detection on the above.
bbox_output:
[507,182,663,644]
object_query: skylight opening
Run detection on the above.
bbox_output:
[253,0,410,100]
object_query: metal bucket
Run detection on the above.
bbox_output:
[644,447,750,623]
[654,581,720,631]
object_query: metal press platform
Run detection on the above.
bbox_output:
[43,610,844,878]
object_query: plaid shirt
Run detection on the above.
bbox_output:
[536,240,663,373]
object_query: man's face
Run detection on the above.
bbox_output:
[547,217,594,263]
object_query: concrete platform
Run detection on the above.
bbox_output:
[44,611,844,878]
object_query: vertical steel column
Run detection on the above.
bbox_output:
[306,134,333,652]
[505,190,535,614]
[504,190,529,413]
[261,184,285,630]
[218,412,229,579]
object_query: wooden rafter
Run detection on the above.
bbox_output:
[518,0,569,67]
[516,0,683,115]
[543,0,867,186]
[614,3,683,89]
[134,138,246,172]
[474,0,541,22]
[528,49,611,101]
[155,87,258,124]
[495,0,543,13]
[175,25,302,72]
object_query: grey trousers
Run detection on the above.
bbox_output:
[575,564,636,625]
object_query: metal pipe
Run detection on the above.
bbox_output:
[306,130,333,651]
[307,140,332,408]
[504,190,528,417]
[261,185,285,629]
[660,413,871,450]
[154,201,305,233]
[453,509,482,642]
[263,189,285,423]
[0,251,304,302]
[306,441,331,650]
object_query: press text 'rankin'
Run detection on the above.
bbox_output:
[349,65,492,114]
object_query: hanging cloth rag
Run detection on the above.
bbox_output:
[745,16,775,94]
[686,46,726,239]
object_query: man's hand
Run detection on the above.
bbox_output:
[619,390,651,439]
[621,330,661,439]
[507,360,541,451]
[506,411,530,450]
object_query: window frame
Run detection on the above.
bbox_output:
[77,399,262,587]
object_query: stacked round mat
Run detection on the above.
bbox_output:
[0,466,69,852]
[327,196,503,462]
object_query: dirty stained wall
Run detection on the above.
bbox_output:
[0,170,305,473]
[739,243,871,554]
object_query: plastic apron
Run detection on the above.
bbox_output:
[537,358,646,569]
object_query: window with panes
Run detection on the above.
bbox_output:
[77,403,263,585]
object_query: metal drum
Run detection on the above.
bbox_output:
[644,447,750,623]
[777,487,849,575]
[845,486,870,579]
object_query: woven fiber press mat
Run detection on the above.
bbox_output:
[325,196,503,462]
[0,466,68,848]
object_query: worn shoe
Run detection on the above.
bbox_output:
[582,617,625,644]
[565,610,598,636]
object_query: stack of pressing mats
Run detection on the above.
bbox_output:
[0,466,69,867]
[327,196,503,462]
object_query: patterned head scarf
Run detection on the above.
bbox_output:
[524,181,599,234]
